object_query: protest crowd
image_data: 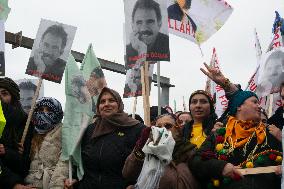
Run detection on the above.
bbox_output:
[0,0,284,189]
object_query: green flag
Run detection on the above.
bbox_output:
[61,55,93,179]
[81,44,107,113]
[0,0,10,21]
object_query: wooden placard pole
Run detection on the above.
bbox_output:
[20,78,43,145]
[132,97,138,119]
[238,166,278,175]
[141,62,150,126]
[144,62,150,125]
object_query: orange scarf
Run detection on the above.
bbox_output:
[224,116,266,149]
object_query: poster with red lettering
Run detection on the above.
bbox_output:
[124,0,170,69]
[25,19,77,83]
[167,0,233,44]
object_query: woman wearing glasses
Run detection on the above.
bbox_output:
[123,113,200,189]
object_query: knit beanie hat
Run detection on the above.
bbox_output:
[0,77,20,100]
[228,91,258,115]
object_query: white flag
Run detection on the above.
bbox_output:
[209,48,228,117]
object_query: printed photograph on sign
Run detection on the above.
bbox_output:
[123,63,154,98]
[25,19,77,83]
[0,20,5,76]
[167,0,233,44]
[71,75,92,105]
[16,79,44,114]
[124,0,170,69]
[257,48,284,97]
[86,67,107,97]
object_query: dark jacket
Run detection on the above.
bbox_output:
[190,127,282,189]
[268,107,284,130]
[0,102,33,189]
[0,51,5,76]
[75,122,144,189]
[25,57,66,83]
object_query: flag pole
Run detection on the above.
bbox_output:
[21,78,43,145]
[268,94,274,117]
[157,61,161,116]
[132,97,138,119]
[69,158,72,183]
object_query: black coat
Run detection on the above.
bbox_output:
[0,102,33,189]
[190,128,282,189]
[268,107,284,130]
[75,122,144,189]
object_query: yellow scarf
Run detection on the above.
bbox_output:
[224,116,266,149]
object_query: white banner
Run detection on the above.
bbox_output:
[168,0,233,44]
[210,48,228,117]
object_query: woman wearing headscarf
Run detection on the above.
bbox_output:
[25,97,68,189]
[65,87,144,189]
[123,113,200,189]
[189,63,282,189]
[0,77,34,189]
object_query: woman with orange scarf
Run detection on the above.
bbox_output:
[189,64,282,189]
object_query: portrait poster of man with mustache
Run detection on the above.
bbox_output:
[25,19,76,83]
[0,20,5,76]
[124,0,170,69]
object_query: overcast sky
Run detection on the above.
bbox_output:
[4,0,284,116]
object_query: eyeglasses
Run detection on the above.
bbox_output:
[156,123,174,129]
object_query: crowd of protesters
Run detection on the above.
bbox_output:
[0,59,282,189]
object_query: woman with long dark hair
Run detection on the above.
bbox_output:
[183,90,217,148]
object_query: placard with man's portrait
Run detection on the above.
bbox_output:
[257,47,284,97]
[124,0,170,69]
[16,78,44,113]
[123,63,154,98]
[25,19,77,83]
